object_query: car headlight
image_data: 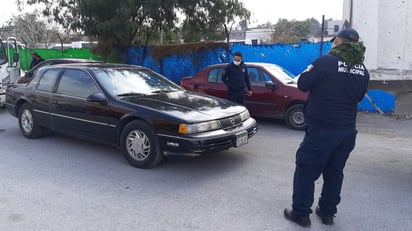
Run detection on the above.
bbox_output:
[179,120,221,134]
[240,110,250,121]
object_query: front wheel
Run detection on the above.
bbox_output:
[285,104,305,130]
[120,121,164,169]
[18,103,44,138]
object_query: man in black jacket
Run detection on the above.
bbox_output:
[284,28,369,227]
[221,52,252,105]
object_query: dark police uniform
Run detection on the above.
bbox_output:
[221,61,251,105]
[30,55,45,69]
[292,53,369,217]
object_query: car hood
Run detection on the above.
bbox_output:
[121,91,246,122]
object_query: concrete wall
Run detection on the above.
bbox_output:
[343,0,412,116]
[343,0,412,80]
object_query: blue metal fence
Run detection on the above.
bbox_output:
[125,42,394,113]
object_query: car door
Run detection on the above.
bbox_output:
[203,67,227,99]
[245,67,285,117]
[31,68,62,127]
[50,68,113,141]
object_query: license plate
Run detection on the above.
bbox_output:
[235,131,248,147]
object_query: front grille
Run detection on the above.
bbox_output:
[218,115,242,130]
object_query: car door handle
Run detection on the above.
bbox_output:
[51,99,58,104]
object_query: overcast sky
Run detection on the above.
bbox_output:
[241,0,344,26]
[0,0,343,27]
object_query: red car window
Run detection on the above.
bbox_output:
[208,67,225,83]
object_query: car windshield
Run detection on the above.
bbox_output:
[264,64,297,84]
[93,67,182,97]
[0,40,7,65]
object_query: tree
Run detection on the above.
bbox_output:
[17,0,250,49]
[2,12,60,48]
[309,18,322,37]
[256,22,274,30]
[179,0,250,43]
[272,18,320,43]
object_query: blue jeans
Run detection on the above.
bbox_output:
[291,126,357,217]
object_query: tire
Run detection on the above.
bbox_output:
[120,120,164,169]
[285,104,305,130]
[18,103,44,138]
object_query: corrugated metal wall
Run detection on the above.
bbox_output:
[124,42,394,113]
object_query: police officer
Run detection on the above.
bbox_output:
[284,28,369,227]
[221,51,252,105]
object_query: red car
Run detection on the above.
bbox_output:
[180,62,308,130]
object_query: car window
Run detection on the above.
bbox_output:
[37,69,61,92]
[248,68,260,86]
[0,42,6,65]
[57,69,100,98]
[262,70,273,81]
[31,60,51,76]
[249,67,268,87]
[208,68,225,83]
[264,64,296,84]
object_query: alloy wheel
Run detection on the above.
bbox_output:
[126,130,151,161]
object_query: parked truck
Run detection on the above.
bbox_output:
[0,37,21,109]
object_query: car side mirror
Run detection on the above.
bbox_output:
[87,92,107,104]
[265,81,277,88]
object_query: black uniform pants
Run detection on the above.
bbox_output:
[291,126,357,217]
[227,90,245,105]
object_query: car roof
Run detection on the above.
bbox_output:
[38,58,103,64]
[32,63,148,79]
[205,62,278,68]
[29,58,103,71]
[40,62,146,70]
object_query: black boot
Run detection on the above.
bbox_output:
[284,208,311,227]
[315,206,335,225]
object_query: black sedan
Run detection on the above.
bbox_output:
[5,63,257,168]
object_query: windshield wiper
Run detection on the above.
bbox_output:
[151,89,176,93]
[117,92,146,97]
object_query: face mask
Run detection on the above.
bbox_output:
[233,60,241,66]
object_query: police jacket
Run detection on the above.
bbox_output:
[30,58,45,69]
[221,62,251,93]
[298,54,369,129]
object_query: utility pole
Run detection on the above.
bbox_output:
[319,15,325,57]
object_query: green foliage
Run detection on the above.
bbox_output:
[20,0,250,49]
[151,41,226,61]
[180,0,250,42]
[273,18,321,43]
